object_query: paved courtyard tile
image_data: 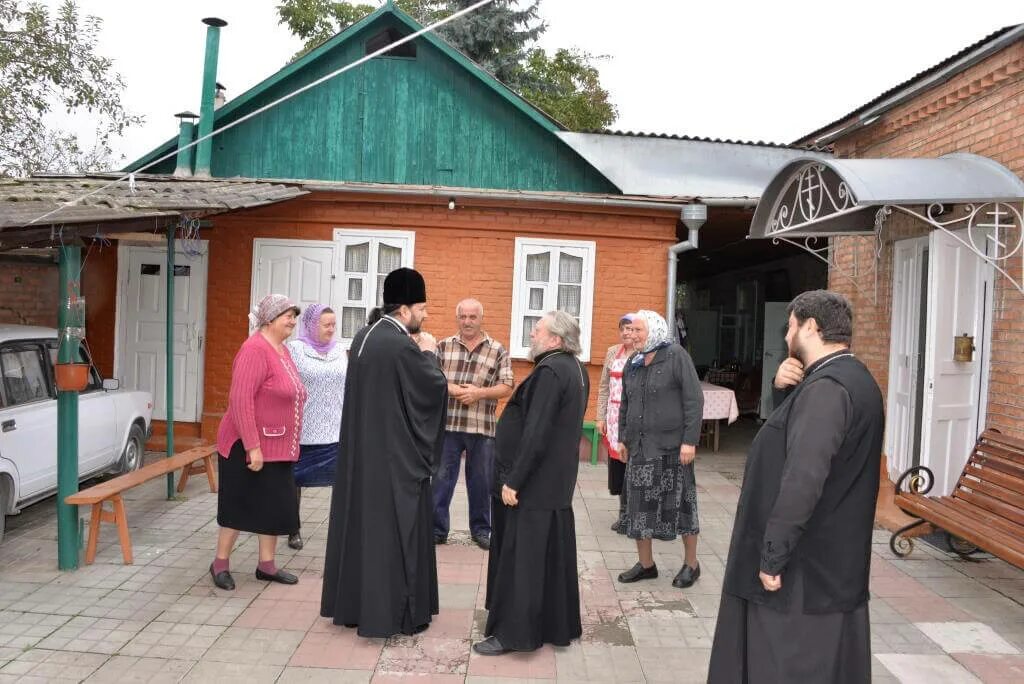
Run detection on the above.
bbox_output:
[0,442,1019,681]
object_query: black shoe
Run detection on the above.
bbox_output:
[472,534,490,551]
[672,564,701,588]
[434,534,447,545]
[256,567,299,585]
[210,564,235,591]
[472,636,513,656]
[288,533,303,550]
[618,562,658,583]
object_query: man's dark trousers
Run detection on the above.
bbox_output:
[432,431,494,539]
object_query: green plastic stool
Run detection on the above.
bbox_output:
[581,420,600,465]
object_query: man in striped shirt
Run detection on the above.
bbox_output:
[432,298,515,550]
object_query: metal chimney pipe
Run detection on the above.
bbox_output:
[173,111,198,177]
[194,17,227,177]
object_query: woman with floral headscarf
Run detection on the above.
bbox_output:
[211,294,307,591]
[285,304,347,550]
[615,309,705,590]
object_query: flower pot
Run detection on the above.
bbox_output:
[55,363,90,392]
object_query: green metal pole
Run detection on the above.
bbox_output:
[57,245,81,570]
[166,226,175,499]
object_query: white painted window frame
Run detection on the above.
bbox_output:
[510,236,596,362]
[332,228,416,348]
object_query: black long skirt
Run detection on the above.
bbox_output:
[708,567,871,683]
[484,497,581,651]
[217,440,300,536]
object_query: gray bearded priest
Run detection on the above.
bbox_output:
[709,290,885,683]
[473,311,590,656]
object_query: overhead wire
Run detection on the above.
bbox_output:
[24,0,495,230]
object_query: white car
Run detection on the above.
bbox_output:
[0,325,153,543]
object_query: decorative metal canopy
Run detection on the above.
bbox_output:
[748,153,1024,300]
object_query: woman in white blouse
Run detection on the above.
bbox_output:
[285,304,347,550]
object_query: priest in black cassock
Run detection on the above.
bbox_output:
[473,310,590,656]
[320,268,448,638]
[709,290,885,683]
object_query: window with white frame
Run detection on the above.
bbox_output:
[333,229,415,346]
[510,237,596,362]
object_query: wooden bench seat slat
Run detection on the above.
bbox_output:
[954,488,1024,527]
[945,497,1024,544]
[979,430,1024,456]
[66,446,217,505]
[956,475,1024,511]
[896,494,1024,554]
[918,494,1024,543]
[971,452,1024,480]
[974,446,1024,470]
[963,464,1024,497]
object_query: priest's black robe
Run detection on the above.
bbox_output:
[320,316,447,638]
[485,349,589,651]
[709,351,884,683]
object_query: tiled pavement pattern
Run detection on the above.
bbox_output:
[0,420,1021,682]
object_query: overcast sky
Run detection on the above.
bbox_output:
[56,0,1023,168]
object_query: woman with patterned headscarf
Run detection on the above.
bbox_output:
[285,304,347,550]
[615,309,705,590]
[211,294,307,591]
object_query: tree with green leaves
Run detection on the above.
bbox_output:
[519,48,617,131]
[0,0,142,177]
[276,0,616,130]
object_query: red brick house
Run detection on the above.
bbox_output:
[750,24,1024,495]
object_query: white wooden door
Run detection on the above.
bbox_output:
[885,236,928,480]
[251,240,336,336]
[759,301,790,420]
[333,230,416,347]
[118,245,208,422]
[920,227,993,495]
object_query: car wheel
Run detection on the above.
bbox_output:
[119,424,146,474]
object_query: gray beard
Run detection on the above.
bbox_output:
[528,340,551,361]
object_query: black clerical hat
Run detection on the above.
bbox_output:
[383,267,427,305]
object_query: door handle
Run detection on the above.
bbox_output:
[1,419,15,433]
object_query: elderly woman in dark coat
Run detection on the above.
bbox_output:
[616,309,704,589]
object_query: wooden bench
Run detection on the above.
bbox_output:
[65,445,218,565]
[890,429,1024,569]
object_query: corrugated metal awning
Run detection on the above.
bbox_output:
[749,153,1024,239]
[0,174,308,250]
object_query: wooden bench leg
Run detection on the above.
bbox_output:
[713,420,720,453]
[111,495,133,565]
[178,456,218,494]
[204,454,218,493]
[176,463,191,493]
[84,502,102,565]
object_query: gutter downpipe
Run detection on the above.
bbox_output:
[667,204,708,334]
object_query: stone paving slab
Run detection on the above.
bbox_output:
[0,438,1020,682]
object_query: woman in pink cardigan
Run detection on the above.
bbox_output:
[210,294,308,590]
